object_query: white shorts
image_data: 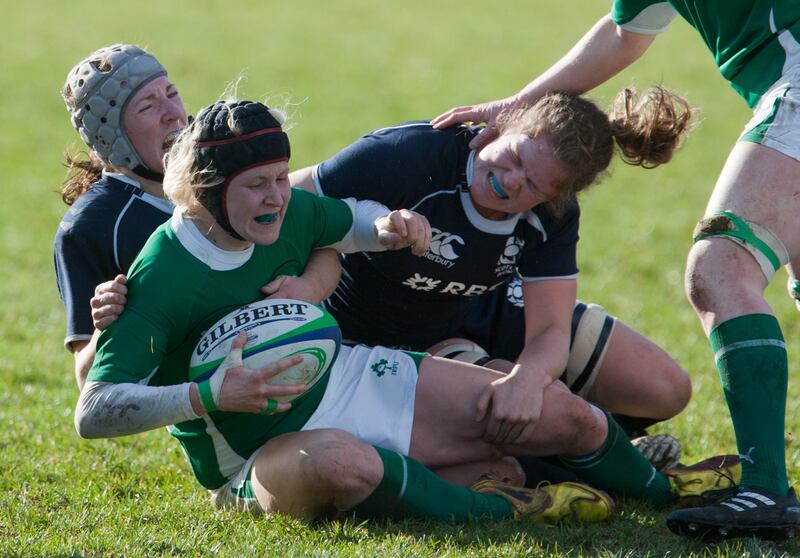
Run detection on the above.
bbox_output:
[741,35,800,162]
[301,344,422,454]
[210,344,424,512]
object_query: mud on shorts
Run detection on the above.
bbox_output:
[211,344,425,513]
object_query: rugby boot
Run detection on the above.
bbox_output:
[631,433,682,471]
[666,487,800,542]
[472,479,615,523]
[663,454,741,507]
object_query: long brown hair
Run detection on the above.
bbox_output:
[496,85,695,213]
[60,149,107,206]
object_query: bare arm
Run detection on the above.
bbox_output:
[478,279,577,444]
[432,15,656,149]
[262,248,342,303]
[72,334,99,391]
[289,166,317,194]
[514,15,655,104]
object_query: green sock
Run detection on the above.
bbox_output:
[710,314,789,495]
[559,413,675,507]
[350,446,513,521]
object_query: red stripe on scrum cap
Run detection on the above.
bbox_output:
[194,127,284,147]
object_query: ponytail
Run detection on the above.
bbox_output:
[609,86,694,169]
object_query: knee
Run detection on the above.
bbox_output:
[561,399,608,455]
[298,430,383,494]
[670,368,692,415]
[655,365,692,418]
[684,243,719,312]
[685,240,767,313]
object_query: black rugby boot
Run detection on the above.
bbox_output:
[666,487,800,542]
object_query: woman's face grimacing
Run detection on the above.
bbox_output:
[122,76,188,173]
[225,161,292,246]
[470,133,569,220]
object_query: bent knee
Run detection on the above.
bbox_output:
[559,398,608,455]
[299,430,383,493]
[685,240,767,312]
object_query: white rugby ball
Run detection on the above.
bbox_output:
[189,298,341,402]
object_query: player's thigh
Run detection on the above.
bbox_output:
[410,357,605,465]
[708,122,800,261]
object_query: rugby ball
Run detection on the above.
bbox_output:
[189,298,341,402]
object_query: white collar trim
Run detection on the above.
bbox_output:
[170,211,254,271]
[103,170,173,213]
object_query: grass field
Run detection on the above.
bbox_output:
[2,1,800,556]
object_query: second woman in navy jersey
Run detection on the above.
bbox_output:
[291,87,695,452]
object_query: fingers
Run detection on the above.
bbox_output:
[259,354,305,381]
[503,420,528,446]
[90,290,127,309]
[95,276,128,297]
[476,387,491,422]
[92,304,124,330]
[261,275,289,296]
[468,124,499,151]
[379,210,431,255]
[221,331,247,369]
[431,106,480,129]
[90,287,127,330]
[389,210,409,238]
[411,214,432,256]
[261,399,292,415]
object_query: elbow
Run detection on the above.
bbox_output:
[74,403,103,439]
[74,387,107,439]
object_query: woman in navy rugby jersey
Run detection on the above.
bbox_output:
[290,86,695,461]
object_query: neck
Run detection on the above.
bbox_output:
[190,208,252,251]
[119,168,165,198]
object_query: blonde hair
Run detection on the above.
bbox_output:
[496,86,695,213]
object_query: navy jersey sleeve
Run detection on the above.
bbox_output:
[314,121,474,209]
[517,200,580,280]
[53,215,117,347]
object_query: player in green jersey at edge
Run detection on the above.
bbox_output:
[434,0,800,541]
[75,98,737,524]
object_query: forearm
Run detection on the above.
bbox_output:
[72,332,99,391]
[514,326,571,384]
[302,249,342,302]
[515,15,654,104]
[75,380,201,438]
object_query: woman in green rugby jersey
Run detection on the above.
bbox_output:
[434,0,800,541]
[76,99,735,523]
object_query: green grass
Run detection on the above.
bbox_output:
[2,0,799,556]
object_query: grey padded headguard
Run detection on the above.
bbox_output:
[63,44,167,172]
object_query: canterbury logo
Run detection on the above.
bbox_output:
[497,236,525,266]
[428,229,465,261]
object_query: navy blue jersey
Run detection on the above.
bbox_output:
[314,121,579,350]
[53,173,173,348]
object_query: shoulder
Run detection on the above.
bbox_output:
[526,199,580,241]
[55,176,158,238]
[316,120,476,205]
